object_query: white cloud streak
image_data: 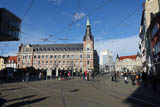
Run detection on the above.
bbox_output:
[73,12,86,21]
[93,20,102,25]
[48,0,63,4]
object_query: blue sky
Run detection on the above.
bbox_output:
[0,0,144,59]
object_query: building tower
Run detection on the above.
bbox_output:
[83,19,94,72]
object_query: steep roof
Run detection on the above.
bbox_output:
[119,55,137,60]
[30,43,83,52]
[83,19,94,41]
[8,56,17,62]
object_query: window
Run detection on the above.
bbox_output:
[87,61,90,65]
[38,55,40,59]
[50,55,53,58]
[71,61,73,65]
[152,23,158,37]
[63,55,65,58]
[50,61,52,64]
[87,54,90,58]
[71,55,73,58]
[34,55,36,59]
[80,55,82,58]
[38,61,40,64]
[80,61,82,66]
[63,61,65,65]
[67,55,69,58]
[87,48,90,51]
[75,55,79,59]
[54,55,57,58]
[54,61,57,64]
[18,58,20,61]
[75,61,78,65]
[67,61,69,65]
[46,55,48,59]
[42,61,44,63]
[42,55,44,59]
[46,61,48,63]
[25,48,28,52]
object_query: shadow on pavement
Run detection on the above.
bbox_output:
[7,95,37,102]
[1,86,26,92]
[6,96,50,107]
[69,89,79,92]
[123,79,160,107]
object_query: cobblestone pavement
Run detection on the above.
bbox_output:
[0,75,159,107]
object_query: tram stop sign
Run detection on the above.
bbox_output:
[47,69,52,76]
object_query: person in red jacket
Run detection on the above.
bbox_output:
[85,71,88,80]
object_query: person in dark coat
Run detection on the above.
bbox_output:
[111,71,114,81]
[114,71,117,82]
[131,73,136,86]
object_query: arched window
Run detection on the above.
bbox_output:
[87,54,90,58]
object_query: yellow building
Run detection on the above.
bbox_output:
[0,57,6,71]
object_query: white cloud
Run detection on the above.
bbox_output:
[95,35,140,61]
[76,23,80,27]
[93,20,102,25]
[105,24,109,26]
[48,0,63,4]
[73,12,86,21]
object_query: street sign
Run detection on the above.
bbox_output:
[47,69,52,76]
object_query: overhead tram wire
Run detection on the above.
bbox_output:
[95,5,142,42]
[22,0,35,20]
[20,0,112,43]
[21,0,112,43]
[62,0,81,41]
[50,0,113,39]
[107,5,142,33]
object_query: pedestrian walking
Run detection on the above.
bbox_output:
[87,72,89,81]
[131,73,136,86]
[83,72,85,80]
[25,72,29,82]
[68,72,71,80]
[85,71,88,80]
[111,71,114,81]
[39,72,42,80]
[91,71,94,80]
[114,71,117,82]
[123,72,128,84]
[136,73,140,85]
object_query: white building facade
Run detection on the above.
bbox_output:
[115,54,142,72]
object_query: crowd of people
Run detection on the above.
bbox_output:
[110,70,159,92]
[82,70,94,81]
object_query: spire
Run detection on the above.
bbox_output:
[86,18,90,26]
[83,18,94,41]
[116,54,119,59]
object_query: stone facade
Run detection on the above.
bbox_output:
[139,0,160,74]
[0,57,6,71]
[17,19,98,73]
[115,54,142,72]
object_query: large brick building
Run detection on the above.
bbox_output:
[17,19,99,75]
